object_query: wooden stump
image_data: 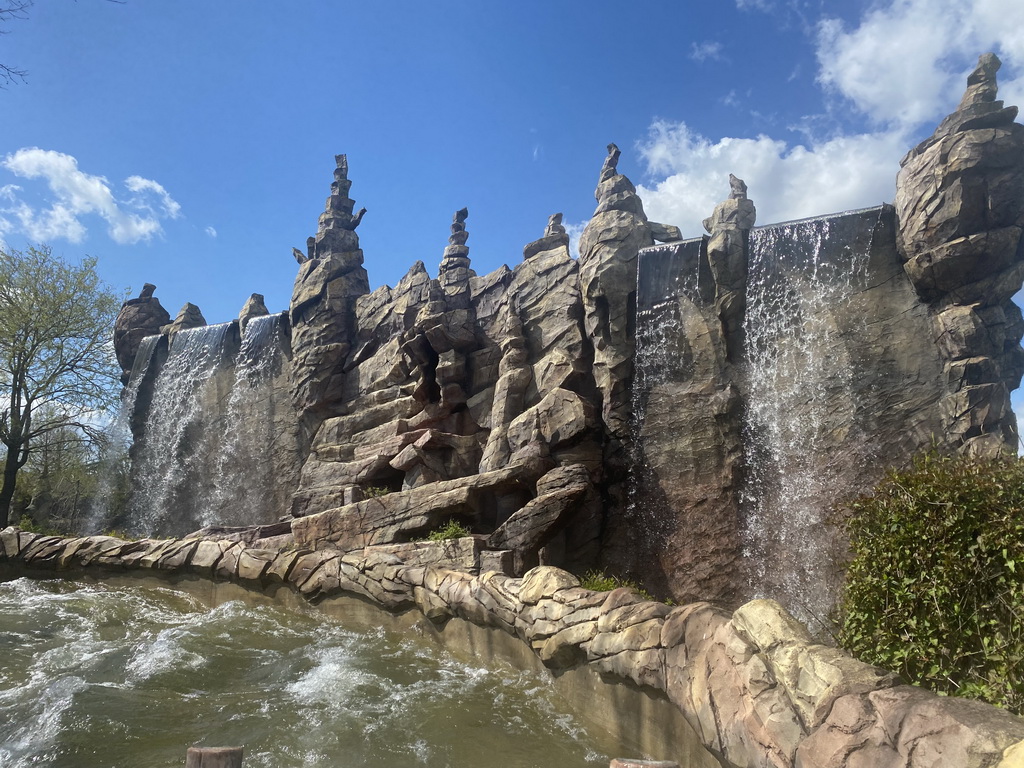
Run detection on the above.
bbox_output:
[185,746,244,768]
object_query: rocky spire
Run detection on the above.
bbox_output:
[309,154,368,260]
[160,303,207,338]
[112,283,171,385]
[896,52,1024,456]
[438,207,473,306]
[958,51,1001,109]
[703,174,756,360]
[577,143,654,487]
[238,293,269,333]
[523,213,571,260]
[908,53,1020,156]
[289,154,371,422]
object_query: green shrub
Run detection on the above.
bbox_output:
[426,520,471,541]
[16,515,62,536]
[362,485,391,499]
[579,569,653,600]
[838,453,1024,713]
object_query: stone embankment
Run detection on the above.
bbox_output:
[4,526,1023,768]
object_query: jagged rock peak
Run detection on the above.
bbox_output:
[334,153,349,180]
[161,302,207,336]
[523,213,570,260]
[959,52,1001,110]
[544,213,566,238]
[138,283,156,299]
[599,143,621,184]
[906,53,1019,161]
[729,174,748,200]
[319,153,366,233]
[703,175,756,234]
[238,293,269,332]
[440,209,473,300]
[449,207,470,246]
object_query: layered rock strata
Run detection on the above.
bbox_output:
[896,53,1024,457]
[287,184,610,576]
[112,54,1024,611]
[5,528,1024,768]
[289,154,371,431]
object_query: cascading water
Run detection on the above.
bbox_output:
[82,335,164,535]
[203,313,291,528]
[127,323,237,537]
[741,213,873,628]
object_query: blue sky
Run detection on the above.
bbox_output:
[2,0,1024,412]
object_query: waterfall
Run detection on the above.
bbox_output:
[627,240,707,584]
[741,213,872,628]
[202,313,290,528]
[126,323,237,537]
[81,335,164,535]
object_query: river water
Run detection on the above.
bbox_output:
[0,578,609,768]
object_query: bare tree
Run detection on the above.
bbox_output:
[0,1,31,86]
[1,1,124,87]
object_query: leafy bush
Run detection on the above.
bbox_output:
[426,520,471,541]
[362,485,391,499]
[838,453,1024,713]
[16,515,62,536]
[579,569,653,600]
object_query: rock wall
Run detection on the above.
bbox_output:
[630,55,1024,611]
[5,527,1024,768]
[111,54,1024,613]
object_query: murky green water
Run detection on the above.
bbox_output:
[0,578,609,768]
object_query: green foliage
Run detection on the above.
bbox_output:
[16,514,61,536]
[425,520,471,541]
[838,453,1024,713]
[362,485,391,499]
[579,569,653,600]
[0,244,123,526]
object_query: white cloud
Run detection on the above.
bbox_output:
[690,41,724,63]
[0,149,181,245]
[204,226,217,238]
[634,0,1024,236]
[817,0,1024,129]
[564,220,586,259]
[124,175,182,219]
[635,120,907,235]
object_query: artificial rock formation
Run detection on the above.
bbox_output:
[113,283,170,383]
[629,55,1024,613]
[161,302,207,338]
[111,53,1024,619]
[289,154,371,427]
[896,52,1024,457]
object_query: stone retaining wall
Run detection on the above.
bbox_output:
[3,526,1023,768]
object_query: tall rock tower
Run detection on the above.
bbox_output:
[289,155,371,437]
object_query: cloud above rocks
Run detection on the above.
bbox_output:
[636,121,907,236]
[635,0,1024,234]
[0,148,181,245]
[816,0,1024,129]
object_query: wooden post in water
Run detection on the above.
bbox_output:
[609,760,679,768]
[185,746,244,768]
